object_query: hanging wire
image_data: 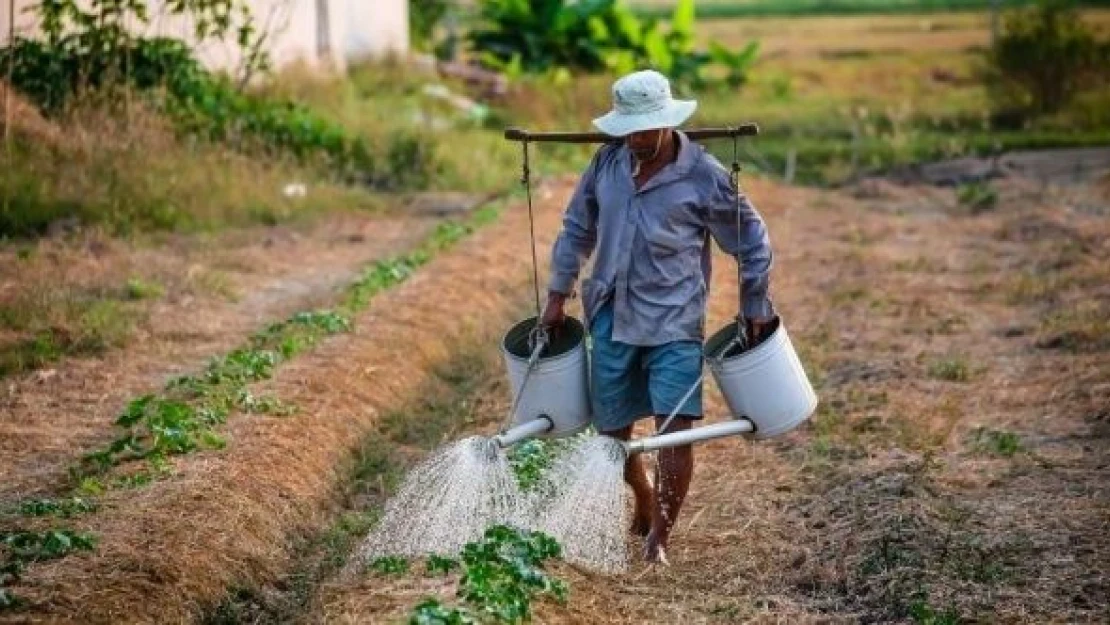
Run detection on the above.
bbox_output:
[521,139,542,319]
[4,0,14,221]
[731,133,750,349]
[5,0,14,147]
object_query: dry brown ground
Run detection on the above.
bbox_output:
[696,10,1110,56]
[0,212,436,502]
[0,180,569,623]
[315,176,1108,623]
[3,171,1106,623]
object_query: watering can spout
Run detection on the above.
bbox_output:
[493,415,554,448]
[624,418,756,455]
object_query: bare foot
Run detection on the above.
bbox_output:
[643,532,669,565]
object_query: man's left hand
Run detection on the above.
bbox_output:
[746,316,776,345]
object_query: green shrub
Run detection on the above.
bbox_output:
[411,0,453,52]
[1,37,439,192]
[987,0,1110,115]
[468,0,758,90]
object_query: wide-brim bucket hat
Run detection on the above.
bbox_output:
[592,70,697,137]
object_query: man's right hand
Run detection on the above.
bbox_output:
[541,292,568,333]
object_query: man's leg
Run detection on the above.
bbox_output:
[589,302,653,536]
[642,339,703,563]
[603,425,654,536]
[645,417,694,561]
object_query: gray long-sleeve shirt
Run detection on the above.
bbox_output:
[548,131,774,346]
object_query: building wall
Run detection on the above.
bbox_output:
[0,0,409,75]
[343,1,408,62]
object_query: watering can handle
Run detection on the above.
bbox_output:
[500,312,551,434]
[654,327,746,438]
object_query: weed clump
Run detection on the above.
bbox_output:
[927,356,972,382]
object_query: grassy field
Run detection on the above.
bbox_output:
[630,0,1110,18]
[680,9,1110,183]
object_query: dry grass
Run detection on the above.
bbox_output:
[2,145,1107,623]
[2,179,569,622]
[0,214,435,502]
[1,94,376,238]
[0,80,64,147]
[305,173,1106,624]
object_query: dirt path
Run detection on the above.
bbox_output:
[315,177,1108,623]
[0,212,437,502]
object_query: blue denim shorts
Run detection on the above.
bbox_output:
[589,303,703,434]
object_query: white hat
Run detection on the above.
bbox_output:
[592,70,697,137]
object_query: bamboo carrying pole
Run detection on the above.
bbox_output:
[504,124,759,144]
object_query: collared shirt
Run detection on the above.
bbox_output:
[548,131,775,347]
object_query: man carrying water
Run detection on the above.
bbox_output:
[542,70,776,564]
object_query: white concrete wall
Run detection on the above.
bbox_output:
[342,0,408,61]
[1,0,409,75]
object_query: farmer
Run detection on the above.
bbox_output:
[542,69,776,564]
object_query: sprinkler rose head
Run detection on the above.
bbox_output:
[598,436,629,464]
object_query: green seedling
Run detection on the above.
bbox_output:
[14,497,96,518]
[370,556,410,575]
[425,555,459,576]
[410,598,476,625]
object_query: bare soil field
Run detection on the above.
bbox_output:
[2,168,1107,623]
[696,10,1110,56]
[308,174,1110,623]
[1,213,439,502]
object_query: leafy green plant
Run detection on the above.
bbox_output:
[12,497,97,519]
[469,0,759,90]
[0,529,98,609]
[411,0,454,52]
[507,439,562,491]
[970,427,1024,457]
[370,556,410,575]
[1,9,437,191]
[410,598,475,625]
[457,525,566,622]
[987,0,1110,115]
[407,525,566,624]
[426,555,460,576]
[76,204,500,478]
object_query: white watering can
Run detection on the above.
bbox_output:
[493,315,817,454]
[624,317,818,454]
[494,316,592,448]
